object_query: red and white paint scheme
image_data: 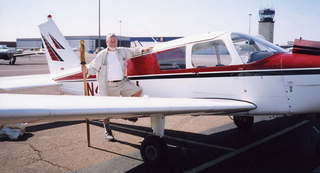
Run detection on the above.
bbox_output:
[1,15,320,165]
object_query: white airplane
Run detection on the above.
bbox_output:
[1,15,320,165]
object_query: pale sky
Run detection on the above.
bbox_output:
[1,0,319,44]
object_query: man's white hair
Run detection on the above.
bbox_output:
[106,33,117,41]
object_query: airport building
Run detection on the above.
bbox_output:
[258,8,275,43]
[16,36,180,52]
[0,41,16,48]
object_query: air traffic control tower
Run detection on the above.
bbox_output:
[258,8,275,43]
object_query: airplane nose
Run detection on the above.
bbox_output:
[282,53,320,69]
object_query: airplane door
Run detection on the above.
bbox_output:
[188,39,245,99]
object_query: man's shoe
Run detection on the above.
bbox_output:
[105,133,115,141]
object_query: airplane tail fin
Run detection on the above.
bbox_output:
[38,15,80,78]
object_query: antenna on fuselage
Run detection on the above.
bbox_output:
[139,20,158,45]
[151,37,158,43]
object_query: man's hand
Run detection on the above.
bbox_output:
[142,47,153,54]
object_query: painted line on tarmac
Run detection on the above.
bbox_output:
[110,123,236,151]
[313,166,320,173]
[185,120,310,173]
[93,121,235,152]
[313,126,320,134]
[163,134,235,151]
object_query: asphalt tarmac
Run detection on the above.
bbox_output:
[0,55,320,173]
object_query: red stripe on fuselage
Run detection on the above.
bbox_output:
[55,52,320,81]
[128,52,320,75]
[55,74,96,81]
[282,53,320,69]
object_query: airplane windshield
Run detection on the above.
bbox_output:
[231,33,286,64]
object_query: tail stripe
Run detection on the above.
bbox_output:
[41,34,64,62]
[49,34,65,49]
[39,16,80,77]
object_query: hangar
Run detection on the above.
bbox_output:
[16,36,180,52]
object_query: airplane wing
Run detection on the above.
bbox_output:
[0,74,61,93]
[0,94,256,124]
[13,53,36,57]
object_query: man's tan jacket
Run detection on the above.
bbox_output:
[87,47,142,96]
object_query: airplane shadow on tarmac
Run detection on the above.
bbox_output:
[1,117,319,172]
[0,120,85,142]
[90,116,320,173]
[89,145,143,162]
[26,120,85,132]
[0,133,34,142]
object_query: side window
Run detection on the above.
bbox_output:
[192,40,232,67]
[157,47,186,70]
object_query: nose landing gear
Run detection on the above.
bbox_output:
[233,116,254,130]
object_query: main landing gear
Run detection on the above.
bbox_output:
[140,115,168,166]
[139,115,254,165]
[9,55,16,65]
[233,116,254,130]
[141,135,168,166]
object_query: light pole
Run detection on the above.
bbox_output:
[98,0,101,48]
[119,20,122,35]
[248,13,252,35]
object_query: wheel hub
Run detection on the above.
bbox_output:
[145,145,158,161]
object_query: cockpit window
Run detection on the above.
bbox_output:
[231,33,286,64]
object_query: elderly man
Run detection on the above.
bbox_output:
[85,34,152,141]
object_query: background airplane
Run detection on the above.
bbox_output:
[0,44,37,65]
[1,15,320,165]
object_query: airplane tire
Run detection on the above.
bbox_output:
[140,135,168,166]
[233,116,254,130]
[8,57,12,65]
[9,56,16,65]
[316,141,320,156]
